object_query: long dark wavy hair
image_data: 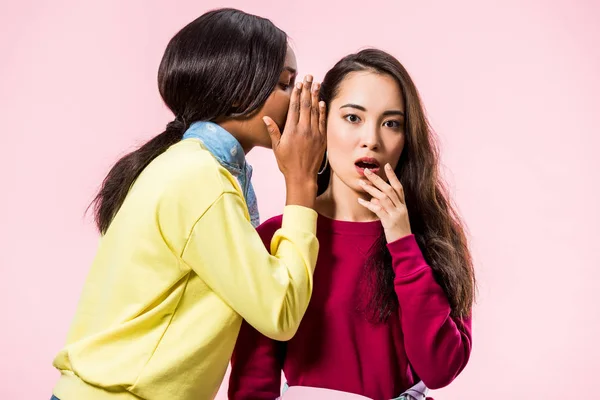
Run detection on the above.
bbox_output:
[90,8,287,234]
[318,49,475,320]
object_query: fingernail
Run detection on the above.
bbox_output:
[296,82,302,90]
[313,83,320,92]
[385,163,392,170]
[364,168,372,174]
[319,101,326,108]
[358,179,365,185]
[262,117,269,125]
[305,75,313,82]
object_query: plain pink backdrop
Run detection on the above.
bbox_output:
[1,0,599,398]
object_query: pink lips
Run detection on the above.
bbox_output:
[355,157,380,176]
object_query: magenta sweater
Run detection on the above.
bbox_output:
[229,215,471,400]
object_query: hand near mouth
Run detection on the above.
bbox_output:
[357,163,412,243]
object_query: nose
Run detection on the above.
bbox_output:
[360,123,380,150]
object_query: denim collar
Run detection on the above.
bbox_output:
[181,121,260,227]
[183,121,246,175]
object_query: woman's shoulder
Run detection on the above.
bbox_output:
[157,139,241,195]
[138,140,244,224]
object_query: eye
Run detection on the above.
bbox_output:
[279,76,296,92]
[344,114,361,124]
[383,120,402,129]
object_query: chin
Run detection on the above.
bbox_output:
[348,180,367,194]
[356,185,368,194]
[258,136,273,150]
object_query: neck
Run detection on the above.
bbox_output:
[217,119,255,154]
[316,172,379,222]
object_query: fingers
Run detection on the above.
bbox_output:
[358,197,387,219]
[384,163,405,204]
[358,180,397,213]
[263,116,281,148]
[359,179,384,199]
[318,101,327,137]
[310,82,321,135]
[364,169,402,208]
[284,81,303,127]
[298,75,313,128]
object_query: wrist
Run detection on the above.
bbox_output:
[285,178,318,209]
[385,228,412,244]
[284,175,317,192]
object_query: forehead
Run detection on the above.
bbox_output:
[333,71,404,111]
[284,45,298,72]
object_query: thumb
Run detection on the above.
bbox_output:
[263,116,281,146]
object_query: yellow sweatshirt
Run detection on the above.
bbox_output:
[52,139,319,400]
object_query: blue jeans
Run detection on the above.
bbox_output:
[51,396,60,400]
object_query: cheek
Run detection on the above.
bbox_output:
[396,138,406,154]
[273,92,290,124]
[387,135,406,165]
[325,117,351,146]
[326,123,355,167]
[261,91,289,126]
[325,119,345,151]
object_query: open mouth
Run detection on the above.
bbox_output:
[355,158,381,175]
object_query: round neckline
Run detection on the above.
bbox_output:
[317,213,383,236]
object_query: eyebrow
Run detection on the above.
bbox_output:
[340,103,405,116]
[283,66,297,75]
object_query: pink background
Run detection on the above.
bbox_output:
[1,0,599,398]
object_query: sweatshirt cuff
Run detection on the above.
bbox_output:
[387,234,429,276]
[281,205,318,234]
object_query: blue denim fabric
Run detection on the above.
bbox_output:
[182,121,260,227]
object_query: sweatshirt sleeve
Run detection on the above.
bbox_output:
[181,191,318,341]
[229,216,287,399]
[388,234,472,389]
